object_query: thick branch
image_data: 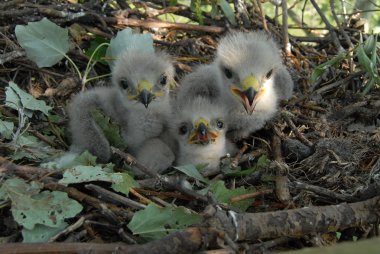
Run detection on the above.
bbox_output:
[232,195,380,240]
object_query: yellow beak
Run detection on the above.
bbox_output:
[127,80,164,108]
[230,75,263,115]
[188,118,219,145]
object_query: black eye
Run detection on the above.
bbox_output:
[265,69,274,79]
[216,120,224,129]
[119,79,130,89]
[223,67,233,79]
[179,125,188,135]
[159,74,167,86]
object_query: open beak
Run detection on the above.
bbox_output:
[230,75,264,115]
[188,118,219,145]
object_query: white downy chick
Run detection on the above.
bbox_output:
[213,30,294,140]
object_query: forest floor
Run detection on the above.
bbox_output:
[0,1,380,253]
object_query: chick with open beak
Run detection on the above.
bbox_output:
[214,30,294,140]
[188,118,219,145]
[230,74,267,115]
[172,96,236,173]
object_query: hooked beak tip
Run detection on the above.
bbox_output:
[139,89,152,108]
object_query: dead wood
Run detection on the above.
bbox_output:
[208,195,380,241]
[105,16,225,34]
[271,131,292,204]
[3,194,378,254]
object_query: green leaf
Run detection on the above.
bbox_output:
[0,178,82,230]
[15,17,69,68]
[219,0,236,25]
[84,35,109,66]
[362,78,376,95]
[169,0,178,6]
[41,150,101,170]
[127,204,202,240]
[363,34,376,55]
[59,165,123,185]
[357,44,373,74]
[225,155,269,177]
[10,134,56,161]
[71,150,99,166]
[105,28,154,69]
[112,172,140,196]
[0,119,14,139]
[173,164,209,184]
[210,180,255,211]
[91,109,128,150]
[210,1,219,18]
[5,81,51,117]
[310,53,346,83]
[22,222,68,243]
[0,178,42,200]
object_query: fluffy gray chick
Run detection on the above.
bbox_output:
[214,31,294,140]
[67,49,175,173]
[172,74,236,173]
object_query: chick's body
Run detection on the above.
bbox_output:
[67,49,175,172]
[172,68,235,171]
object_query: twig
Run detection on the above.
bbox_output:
[118,228,137,245]
[230,142,249,169]
[85,184,146,210]
[0,50,26,65]
[111,147,208,202]
[0,243,129,254]
[291,35,329,43]
[309,0,344,52]
[281,0,291,55]
[254,0,268,32]
[16,62,66,78]
[49,216,86,242]
[0,0,24,9]
[230,189,273,203]
[105,16,225,34]
[129,187,161,207]
[290,181,357,202]
[281,111,314,147]
[234,0,251,27]
[329,0,354,72]
[314,71,364,94]
[329,0,353,49]
[271,133,292,204]
[29,130,58,148]
[250,237,290,252]
[133,188,192,201]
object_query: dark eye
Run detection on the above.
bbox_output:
[216,120,224,129]
[119,79,130,89]
[223,67,233,79]
[159,74,167,86]
[179,125,188,135]
[265,69,274,79]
